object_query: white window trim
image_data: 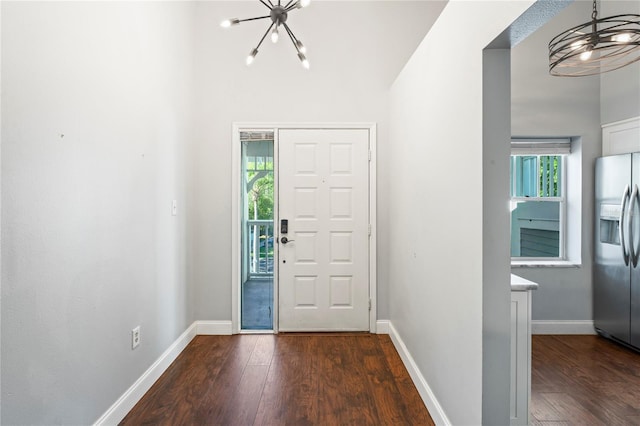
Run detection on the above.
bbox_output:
[510,146,569,264]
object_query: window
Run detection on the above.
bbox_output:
[510,139,570,261]
[240,132,275,330]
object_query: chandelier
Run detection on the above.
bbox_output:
[221,0,311,69]
[549,0,640,77]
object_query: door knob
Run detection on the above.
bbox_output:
[280,236,295,245]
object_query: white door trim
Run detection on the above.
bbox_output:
[231,122,377,334]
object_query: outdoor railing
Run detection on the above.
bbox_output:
[247,220,274,277]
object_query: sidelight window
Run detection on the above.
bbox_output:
[241,131,274,330]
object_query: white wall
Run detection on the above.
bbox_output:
[1,1,447,423]
[511,0,602,322]
[1,3,195,424]
[600,0,640,124]
[388,1,535,424]
[482,47,513,425]
[189,1,446,322]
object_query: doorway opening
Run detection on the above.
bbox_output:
[232,123,378,334]
[241,131,274,330]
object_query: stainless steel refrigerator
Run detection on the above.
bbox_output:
[595,153,640,350]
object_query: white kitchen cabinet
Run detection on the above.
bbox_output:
[510,274,536,426]
[602,116,640,156]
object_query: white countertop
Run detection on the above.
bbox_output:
[511,274,539,291]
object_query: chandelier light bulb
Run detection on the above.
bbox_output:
[297,0,311,9]
[247,48,258,66]
[570,40,586,50]
[221,18,239,28]
[271,27,279,43]
[298,52,310,69]
[296,40,307,54]
[612,33,632,43]
[580,47,593,61]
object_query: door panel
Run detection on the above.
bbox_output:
[278,129,369,331]
[594,154,631,343]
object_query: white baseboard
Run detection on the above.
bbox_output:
[94,322,198,426]
[532,320,596,335]
[94,320,233,425]
[96,319,444,425]
[388,322,451,426]
[196,320,233,335]
[375,319,390,334]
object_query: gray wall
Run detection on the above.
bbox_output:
[189,1,446,323]
[511,0,601,321]
[482,48,512,426]
[388,2,535,423]
[1,3,195,424]
[600,0,640,124]
[0,1,446,423]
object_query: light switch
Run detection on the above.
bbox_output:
[172,200,177,216]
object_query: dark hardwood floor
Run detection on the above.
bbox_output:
[120,334,434,426]
[532,335,640,426]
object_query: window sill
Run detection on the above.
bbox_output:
[511,260,580,268]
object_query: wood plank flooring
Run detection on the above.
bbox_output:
[120,334,434,426]
[532,335,640,426]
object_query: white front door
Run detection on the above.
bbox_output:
[278,128,370,331]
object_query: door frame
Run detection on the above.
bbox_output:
[231,122,377,334]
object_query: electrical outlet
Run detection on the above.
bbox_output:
[132,326,140,349]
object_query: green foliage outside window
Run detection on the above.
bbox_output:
[248,172,274,220]
[539,155,560,197]
[511,155,561,197]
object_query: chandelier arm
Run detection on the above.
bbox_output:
[283,22,300,48]
[259,0,273,10]
[266,0,275,8]
[256,22,276,51]
[239,15,272,23]
[283,0,295,9]
[286,2,302,12]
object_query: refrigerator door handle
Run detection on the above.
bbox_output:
[621,184,631,266]
[631,185,639,267]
